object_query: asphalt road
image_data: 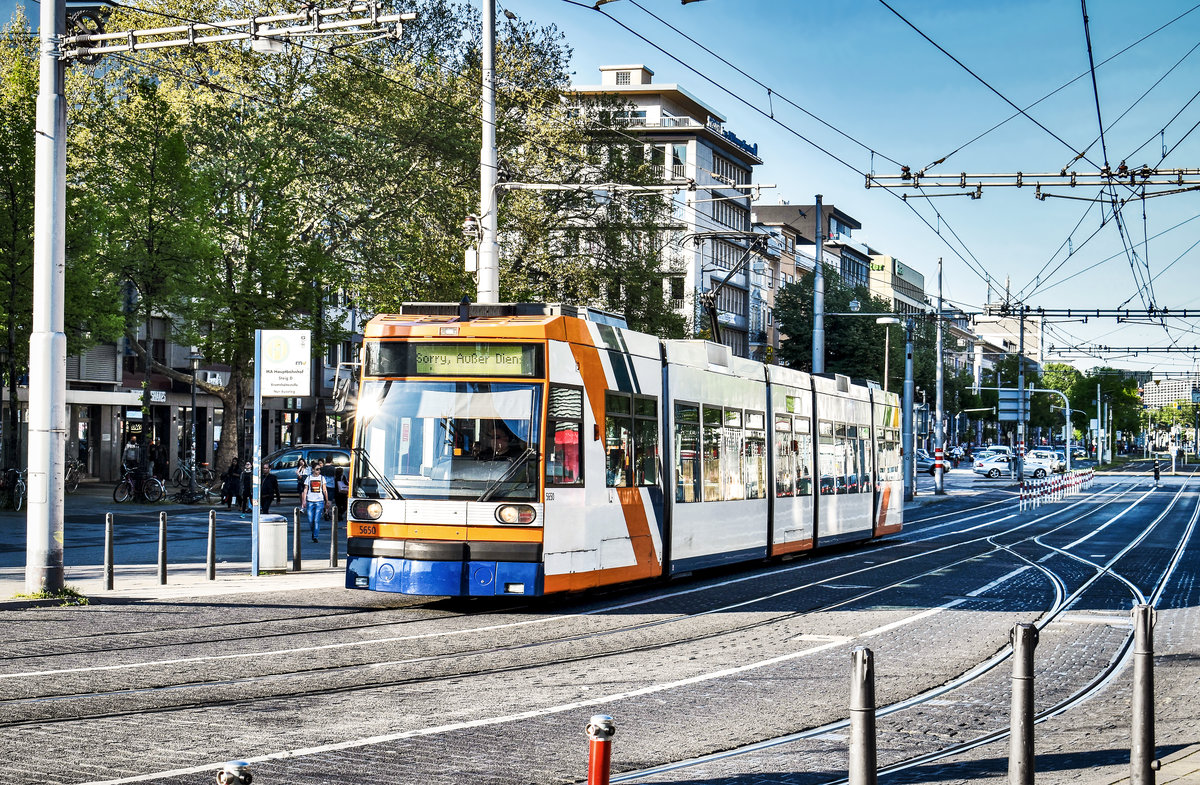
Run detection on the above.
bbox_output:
[2,464,1196,785]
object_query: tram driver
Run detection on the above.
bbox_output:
[473,422,525,461]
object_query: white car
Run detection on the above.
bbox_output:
[973,453,1013,478]
[1027,449,1065,474]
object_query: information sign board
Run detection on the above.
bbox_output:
[997,388,1032,422]
[260,330,311,396]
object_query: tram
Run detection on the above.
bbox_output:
[344,303,902,597]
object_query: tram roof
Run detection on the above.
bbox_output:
[365,302,644,344]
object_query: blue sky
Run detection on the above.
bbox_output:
[7,0,1200,373]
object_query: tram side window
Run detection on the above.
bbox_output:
[859,426,873,494]
[633,396,659,486]
[605,392,633,487]
[702,405,723,501]
[675,404,701,503]
[722,409,745,500]
[744,411,766,499]
[817,420,836,495]
[796,418,813,496]
[546,385,583,486]
[774,415,794,498]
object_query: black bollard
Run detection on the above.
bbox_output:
[1131,604,1158,784]
[1010,623,1038,785]
[157,511,167,585]
[330,505,339,568]
[292,506,302,572]
[849,646,877,785]
[207,509,216,581]
[104,513,114,590]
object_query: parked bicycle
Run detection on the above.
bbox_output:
[172,459,215,488]
[1,468,26,511]
[65,457,85,493]
[113,467,165,503]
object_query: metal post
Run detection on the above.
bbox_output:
[849,646,877,785]
[812,194,825,374]
[207,509,216,581]
[251,330,262,574]
[1097,384,1103,465]
[330,504,339,568]
[104,512,114,590]
[882,324,890,393]
[902,317,915,501]
[25,0,68,595]
[157,511,167,585]
[293,506,302,572]
[1017,306,1026,481]
[1131,604,1157,784]
[934,258,945,495]
[1009,623,1038,785]
[476,0,499,303]
[586,715,616,785]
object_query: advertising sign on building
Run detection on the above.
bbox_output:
[260,330,311,396]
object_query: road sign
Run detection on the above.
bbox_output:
[260,330,311,396]
[997,388,1032,422]
[1192,388,1200,404]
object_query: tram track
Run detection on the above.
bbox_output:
[614,470,1199,784]
[0,480,1155,728]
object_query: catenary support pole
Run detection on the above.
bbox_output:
[25,0,68,594]
[903,317,915,501]
[104,513,114,590]
[586,715,616,785]
[849,646,878,785]
[1009,623,1038,785]
[812,194,825,374]
[1131,604,1157,784]
[157,511,167,585]
[330,505,339,568]
[476,0,499,303]
[934,258,945,495]
[1017,306,1026,481]
[207,509,216,581]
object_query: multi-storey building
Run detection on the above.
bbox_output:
[570,65,763,357]
[1141,377,1200,410]
[867,254,926,315]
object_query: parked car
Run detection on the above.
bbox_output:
[1027,449,1066,474]
[973,453,1013,478]
[1071,446,1088,460]
[914,450,950,475]
[264,444,351,493]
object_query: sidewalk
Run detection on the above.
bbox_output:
[1106,746,1200,784]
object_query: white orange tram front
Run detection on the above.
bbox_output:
[344,304,902,597]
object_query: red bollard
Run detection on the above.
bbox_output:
[586,715,616,785]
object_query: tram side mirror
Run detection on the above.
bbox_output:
[594,424,601,441]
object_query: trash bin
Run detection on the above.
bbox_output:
[259,513,288,571]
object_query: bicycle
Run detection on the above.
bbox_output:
[172,459,215,488]
[65,457,84,493]
[1,468,26,511]
[113,467,165,503]
[170,483,218,505]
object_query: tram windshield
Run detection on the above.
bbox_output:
[353,380,542,501]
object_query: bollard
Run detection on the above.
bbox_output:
[104,513,114,590]
[586,714,616,785]
[158,511,168,585]
[215,761,251,785]
[1131,604,1159,784]
[849,646,878,785]
[293,506,302,572]
[207,509,217,581]
[330,504,339,568]
[1010,623,1038,785]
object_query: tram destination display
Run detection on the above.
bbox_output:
[366,341,543,378]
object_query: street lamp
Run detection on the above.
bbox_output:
[875,316,900,393]
[188,349,204,496]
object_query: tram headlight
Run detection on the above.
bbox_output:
[495,504,536,525]
[351,500,383,520]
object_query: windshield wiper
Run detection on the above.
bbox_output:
[352,447,403,500]
[479,447,537,503]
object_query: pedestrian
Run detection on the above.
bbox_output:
[221,460,240,511]
[261,465,281,515]
[296,457,310,495]
[333,466,349,518]
[122,436,140,473]
[150,439,168,481]
[239,460,253,516]
[1153,460,1161,486]
[301,464,330,542]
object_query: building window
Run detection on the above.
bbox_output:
[713,200,749,231]
[669,276,685,306]
[714,283,748,316]
[711,154,749,186]
[616,71,631,85]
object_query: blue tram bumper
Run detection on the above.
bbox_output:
[345,537,543,597]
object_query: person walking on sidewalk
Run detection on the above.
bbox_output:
[301,468,330,542]
[261,466,281,514]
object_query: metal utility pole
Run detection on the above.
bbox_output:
[902,317,915,501]
[1096,384,1103,465]
[934,258,945,495]
[812,194,824,374]
[26,0,68,593]
[477,0,499,304]
[25,2,412,595]
[1017,305,1026,481]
